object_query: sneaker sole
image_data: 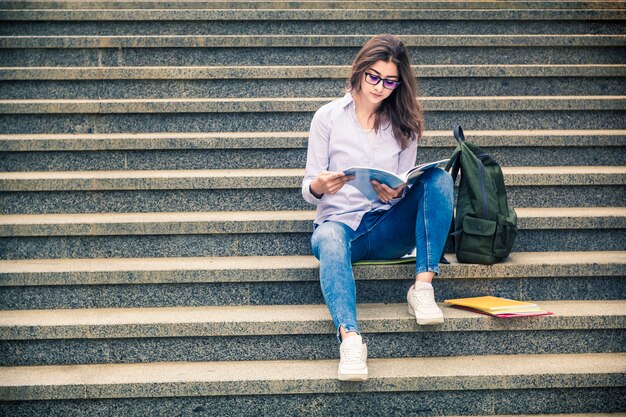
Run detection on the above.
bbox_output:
[338,372,368,382]
[408,305,444,325]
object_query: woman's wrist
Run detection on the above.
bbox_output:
[309,182,324,199]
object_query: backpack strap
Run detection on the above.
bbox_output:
[453,125,465,143]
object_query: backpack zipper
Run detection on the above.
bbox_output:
[478,160,489,218]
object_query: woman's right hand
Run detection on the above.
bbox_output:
[310,171,354,198]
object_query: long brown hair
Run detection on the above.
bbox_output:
[347,34,423,149]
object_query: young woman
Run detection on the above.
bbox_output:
[301,34,454,381]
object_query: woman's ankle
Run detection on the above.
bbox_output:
[339,327,360,341]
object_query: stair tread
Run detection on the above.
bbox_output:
[2,64,625,80]
[1,207,624,224]
[1,129,624,151]
[0,251,624,280]
[1,33,624,47]
[3,165,625,176]
[1,352,624,400]
[1,300,624,340]
[3,8,625,20]
[1,95,623,114]
[3,0,625,10]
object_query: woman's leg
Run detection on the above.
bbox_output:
[310,221,361,341]
[311,220,369,381]
[359,168,454,324]
[363,168,454,271]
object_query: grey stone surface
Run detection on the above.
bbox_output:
[2,330,624,366]
[2,8,626,24]
[2,208,624,236]
[2,19,625,37]
[3,34,624,48]
[4,34,625,49]
[0,130,623,151]
[2,0,626,9]
[2,97,624,114]
[1,110,624,134]
[2,64,624,81]
[0,149,308,171]
[0,233,313,259]
[1,276,624,310]
[1,353,624,399]
[2,146,625,172]
[1,185,624,215]
[3,46,625,67]
[2,77,624,100]
[1,388,622,417]
[2,228,625,260]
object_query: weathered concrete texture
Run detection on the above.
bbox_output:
[2,77,625,100]
[2,65,624,81]
[0,189,311,214]
[2,8,626,22]
[2,130,622,151]
[4,228,624,260]
[1,111,625,134]
[2,34,624,49]
[2,147,625,172]
[2,96,625,114]
[1,353,624,400]
[2,329,624,366]
[1,388,623,417]
[2,0,626,10]
[1,167,623,189]
[1,251,623,285]
[1,301,623,339]
[2,20,626,38]
[0,149,308,171]
[1,276,624,310]
[3,46,625,68]
[2,185,624,215]
[1,208,624,236]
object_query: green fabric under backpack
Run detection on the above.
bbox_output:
[445,126,518,265]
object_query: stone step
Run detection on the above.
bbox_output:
[2,34,624,66]
[1,129,624,169]
[0,167,624,214]
[1,208,624,259]
[0,96,624,133]
[0,300,624,365]
[1,251,623,309]
[2,9,624,37]
[2,65,625,99]
[2,0,625,9]
[0,353,624,416]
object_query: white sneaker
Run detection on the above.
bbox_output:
[407,281,444,325]
[338,335,368,381]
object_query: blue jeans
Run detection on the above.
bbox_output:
[310,168,454,341]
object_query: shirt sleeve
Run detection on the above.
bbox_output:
[398,136,418,175]
[389,136,419,204]
[302,107,331,205]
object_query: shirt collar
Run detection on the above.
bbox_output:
[340,92,354,109]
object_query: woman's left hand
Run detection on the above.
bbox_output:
[371,181,405,203]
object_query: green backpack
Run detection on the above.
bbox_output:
[445,126,518,264]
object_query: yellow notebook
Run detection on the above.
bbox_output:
[444,296,542,315]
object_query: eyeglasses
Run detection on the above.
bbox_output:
[364,72,401,90]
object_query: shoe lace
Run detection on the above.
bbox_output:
[412,286,436,307]
[342,345,364,363]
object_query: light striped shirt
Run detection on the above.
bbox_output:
[302,93,418,230]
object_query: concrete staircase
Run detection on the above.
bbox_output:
[0,1,625,415]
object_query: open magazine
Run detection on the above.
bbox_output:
[343,158,449,200]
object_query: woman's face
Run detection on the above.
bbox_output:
[359,59,399,106]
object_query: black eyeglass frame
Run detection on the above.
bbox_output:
[364,72,401,90]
